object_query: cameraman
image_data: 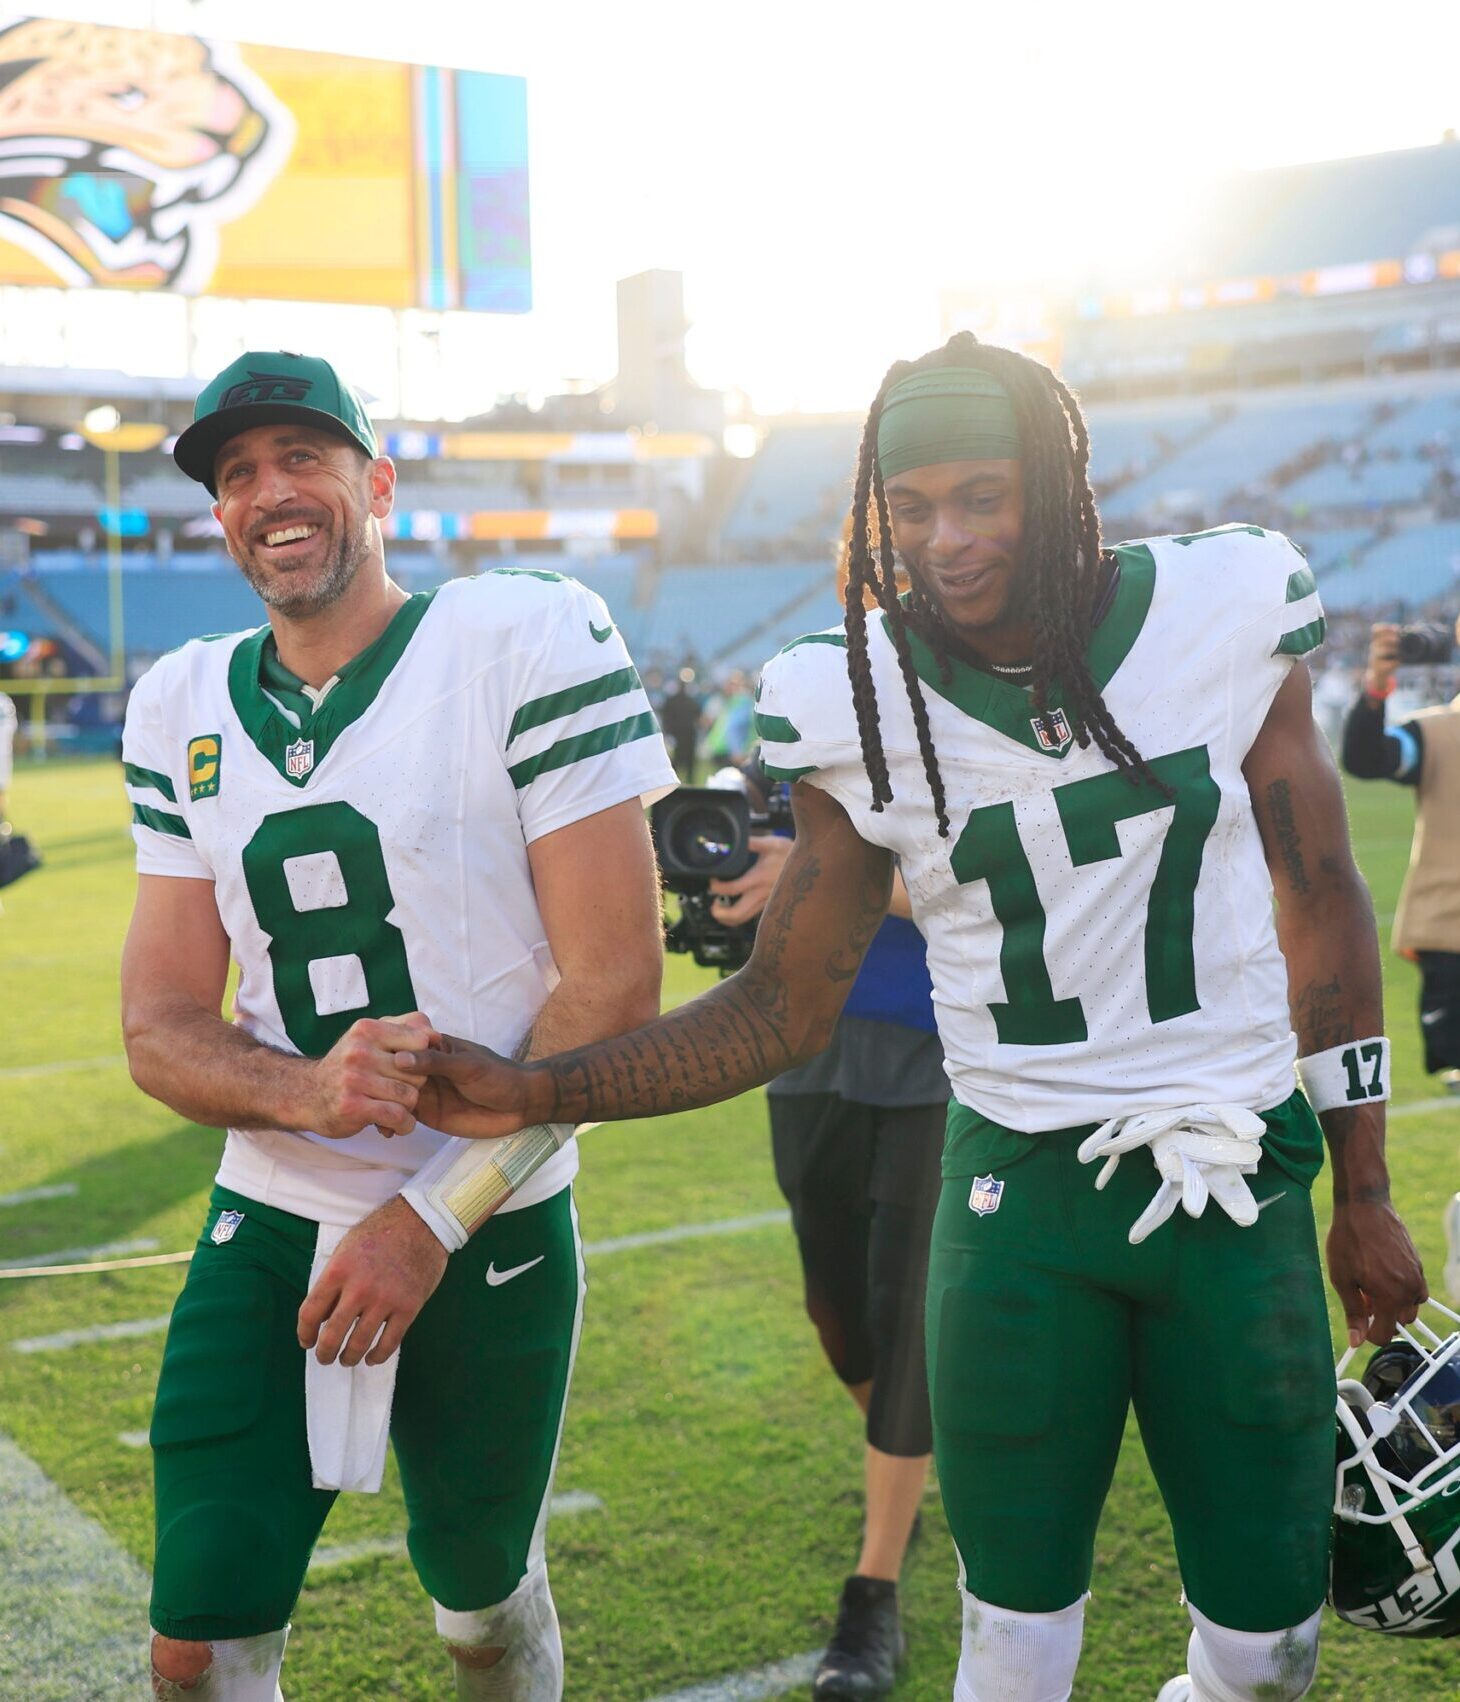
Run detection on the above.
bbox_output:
[711,757,947,1702]
[1340,618,1460,1092]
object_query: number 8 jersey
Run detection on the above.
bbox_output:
[122,569,677,1222]
[755,525,1326,1132]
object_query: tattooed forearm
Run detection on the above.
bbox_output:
[1292,974,1347,1053]
[1265,778,1309,895]
[541,974,796,1124]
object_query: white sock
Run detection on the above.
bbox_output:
[436,1564,563,1700]
[953,1588,1085,1702]
[1184,1603,1321,1702]
[150,1628,289,1700]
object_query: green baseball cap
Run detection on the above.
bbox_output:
[174,351,378,495]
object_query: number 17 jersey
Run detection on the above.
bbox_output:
[755,525,1326,1133]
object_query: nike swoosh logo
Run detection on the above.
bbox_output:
[589,621,614,643]
[485,1255,545,1287]
[1255,1192,1287,1214]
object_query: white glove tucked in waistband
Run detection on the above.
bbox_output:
[1076,1104,1267,1246]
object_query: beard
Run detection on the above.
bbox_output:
[236,510,372,619]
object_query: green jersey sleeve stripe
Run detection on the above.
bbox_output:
[508,711,660,789]
[123,762,177,802]
[753,709,801,744]
[1284,566,1318,603]
[132,802,192,839]
[508,666,642,745]
[1275,616,1327,657]
[761,762,819,782]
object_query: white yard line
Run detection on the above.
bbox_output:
[585,1210,789,1258]
[644,1651,822,1702]
[12,1315,173,1354]
[308,1493,604,1573]
[0,1430,150,1699]
[116,1431,150,1450]
[1389,1097,1460,1118]
[0,1237,158,1272]
[0,1183,78,1208]
[0,1054,126,1082]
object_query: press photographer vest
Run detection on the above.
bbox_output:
[1393,696,1460,956]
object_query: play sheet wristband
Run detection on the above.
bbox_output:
[402,1125,572,1251]
[1295,1038,1391,1114]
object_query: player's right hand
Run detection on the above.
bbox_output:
[306,1013,438,1139]
[1364,622,1399,695]
[392,1031,538,1140]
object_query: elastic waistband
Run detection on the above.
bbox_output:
[207,1182,319,1246]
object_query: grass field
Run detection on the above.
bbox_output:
[1,756,1458,1701]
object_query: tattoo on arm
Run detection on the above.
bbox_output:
[1265,778,1310,896]
[1292,974,1347,1053]
[536,835,888,1125]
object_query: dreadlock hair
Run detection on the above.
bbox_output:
[842,330,1161,839]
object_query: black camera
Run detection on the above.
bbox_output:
[1397,622,1455,666]
[650,779,793,972]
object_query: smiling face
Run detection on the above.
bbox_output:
[211,425,395,620]
[883,457,1026,647]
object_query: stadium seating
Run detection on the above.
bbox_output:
[721,420,861,551]
[1106,394,1376,519]
[1319,522,1460,612]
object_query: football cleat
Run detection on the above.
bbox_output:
[813,1575,905,1699]
[1331,1299,1460,1637]
[1154,1679,1192,1702]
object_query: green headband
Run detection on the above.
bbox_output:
[876,367,1019,478]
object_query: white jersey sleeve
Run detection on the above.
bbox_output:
[754,628,867,804]
[121,656,213,881]
[1164,523,1325,759]
[494,572,678,844]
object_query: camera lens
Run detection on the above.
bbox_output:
[1396,622,1454,666]
[668,805,744,873]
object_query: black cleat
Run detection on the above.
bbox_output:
[812,1575,905,1699]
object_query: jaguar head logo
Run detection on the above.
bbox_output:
[0,18,293,290]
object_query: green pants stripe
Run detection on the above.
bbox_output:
[926,1091,1334,1631]
[150,1184,584,1642]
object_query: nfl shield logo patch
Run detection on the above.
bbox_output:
[968,1175,1004,1217]
[284,737,315,779]
[1032,708,1073,752]
[211,1209,245,1245]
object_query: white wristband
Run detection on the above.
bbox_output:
[401,1125,573,1251]
[1295,1039,1391,1114]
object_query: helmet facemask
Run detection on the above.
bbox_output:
[1332,1300,1460,1637]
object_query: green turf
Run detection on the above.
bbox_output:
[1,757,1457,1699]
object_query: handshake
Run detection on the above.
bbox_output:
[311,1012,543,1144]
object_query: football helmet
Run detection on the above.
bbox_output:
[1331,1300,1460,1637]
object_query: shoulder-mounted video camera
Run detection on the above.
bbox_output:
[650,770,794,972]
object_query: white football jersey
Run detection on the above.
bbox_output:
[123,569,677,1223]
[756,525,1326,1132]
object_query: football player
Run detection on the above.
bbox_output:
[121,352,675,1699]
[393,335,1430,1702]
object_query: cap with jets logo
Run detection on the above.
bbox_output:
[173,351,378,495]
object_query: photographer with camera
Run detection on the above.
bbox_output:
[1341,617,1460,1092]
[0,686,40,893]
[1341,617,1460,1296]
[679,758,947,1701]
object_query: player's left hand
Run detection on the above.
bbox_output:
[1326,1200,1428,1348]
[298,1195,448,1367]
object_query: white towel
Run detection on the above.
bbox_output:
[305,1221,401,1493]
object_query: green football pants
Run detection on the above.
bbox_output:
[150,1184,584,1642]
[927,1092,1334,1631]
